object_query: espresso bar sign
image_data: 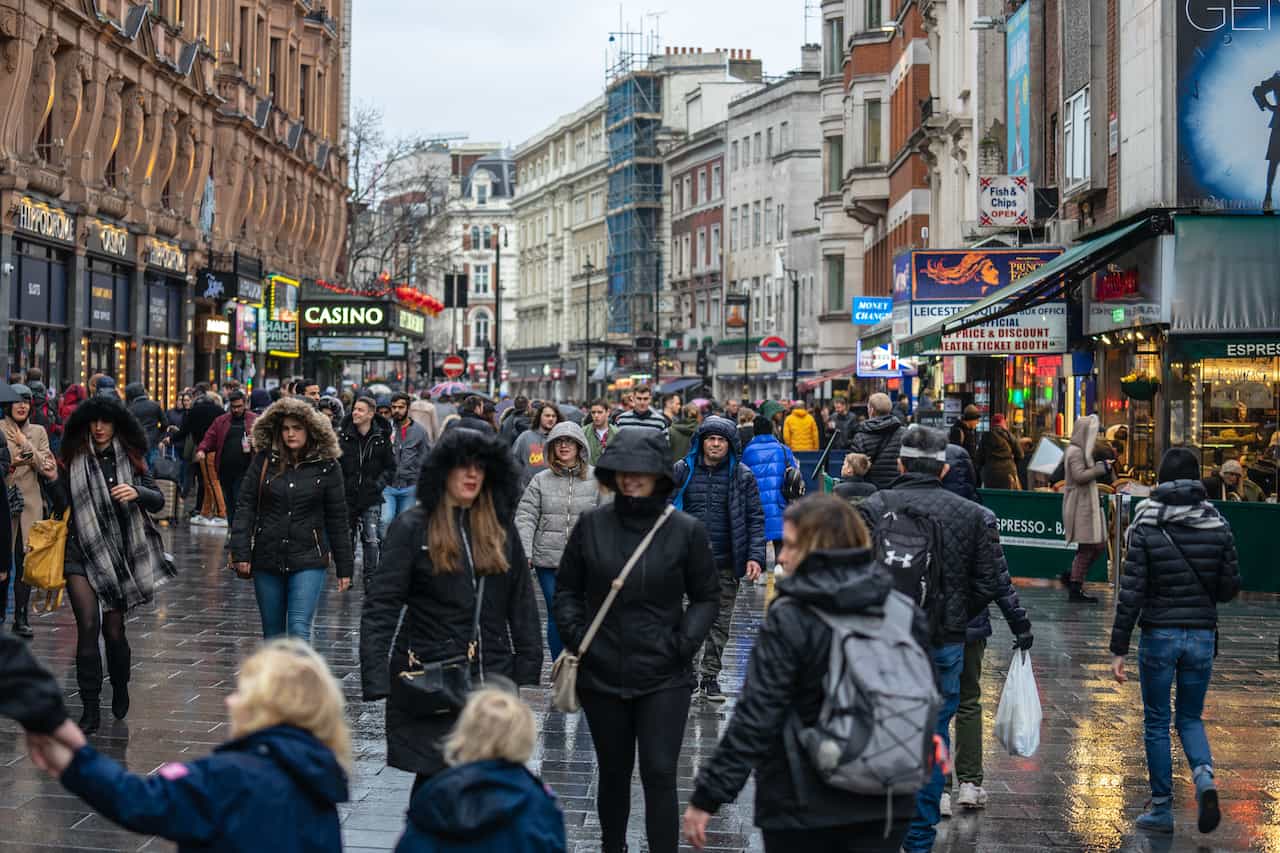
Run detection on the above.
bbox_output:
[146,239,187,273]
[16,196,74,243]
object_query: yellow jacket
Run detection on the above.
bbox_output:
[782,408,819,451]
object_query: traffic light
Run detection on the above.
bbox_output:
[417,348,431,377]
[484,344,495,366]
[696,348,709,377]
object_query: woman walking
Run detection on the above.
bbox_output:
[1110,447,1240,835]
[741,414,799,557]
[979,413,1023,490]
[682,495,923,852]
[515,421,606,661]
[513,403,563,489]
[360,427,542,791]
[54,395,173,733]
[3,384,58,637]
[229,398,354,642]
[1061,414,1112,603]
[554,429,719,853]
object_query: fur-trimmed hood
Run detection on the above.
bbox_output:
[416,426,521,521]
[60,394,149,457]
[252,397,341,460]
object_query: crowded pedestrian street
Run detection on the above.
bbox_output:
[0,521,1277,852]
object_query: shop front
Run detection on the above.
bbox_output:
[264,275,300,384]
[141,238,188,409]
[7,196,74,389]
[83,220,134,388]
[506,345,561,400]
[196,257,266,387]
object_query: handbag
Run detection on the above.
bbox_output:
[551,505,675,713]
[392,575,487,718]
[152,446,182,483]
[1156,526,1220,657]
[23,511,68,612]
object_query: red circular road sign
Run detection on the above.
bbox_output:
[757,336,788,363]
[442,355,466,379]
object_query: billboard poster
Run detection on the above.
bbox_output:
[907,249,1061,300]
[856,340,901,378]
[1006,4,1031,176]
[1177,0,1280,209]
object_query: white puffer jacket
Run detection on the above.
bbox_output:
[514,421,608,568]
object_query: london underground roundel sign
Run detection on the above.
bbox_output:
[758,336,788,363]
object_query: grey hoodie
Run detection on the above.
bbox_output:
[513,422,607,568]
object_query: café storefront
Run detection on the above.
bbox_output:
[7,196,74,390]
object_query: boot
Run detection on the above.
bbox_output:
[76,652,103,735]
[1195,765,1220,834]
[1136,798,1174,833]
[11,607,33,639]
[105,638,132,720]
[1068,582,1098,604]
[1056,570,1072,588]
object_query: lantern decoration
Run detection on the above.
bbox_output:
[394,284,444,317]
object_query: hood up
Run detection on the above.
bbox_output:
[595,428,674,492]
[61,395,150,458]
[776,548,894,614]
[417,426,521,520]
[251,397,342,460]
[1070,414,1098,459]
[219,725,349,805]
[124,382,147,402]
[409,760,543,838]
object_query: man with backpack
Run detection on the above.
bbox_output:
[848,392,906,490]
[857,425,1002,853]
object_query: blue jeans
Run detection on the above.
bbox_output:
[381,485,417,537]
[902,642,964,852]
[1139,627,1215,801]
[534,567,563,661]
[252,568,327,642]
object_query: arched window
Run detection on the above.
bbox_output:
[482,226,492,251]
[471,309,491,348]
[471,226,481,249]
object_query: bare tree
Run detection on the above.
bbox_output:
[344,103,452,291]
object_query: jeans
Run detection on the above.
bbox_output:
[580,686,693,853]
[252,568,327,642]
[902,642,964,853]
[952,637,987,787]
[700,567,740,680]
[1139,627,1216,801]
[381,485,417,537]
[354,504,382,587]
[220,471,246,528]
[534,566,563,661]
[762,823,910,853]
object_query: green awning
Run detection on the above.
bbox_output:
[859,318,893,348]
[896,218,1155,357]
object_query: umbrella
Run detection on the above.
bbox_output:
[430,381,472,399]
[496,399,514,414]
[557,403,584,423]
[690,398,711,410]
[365,383,393,397]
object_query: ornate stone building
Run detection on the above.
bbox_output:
[0,0,347,403]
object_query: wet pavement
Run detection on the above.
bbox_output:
[2,520,1280,852]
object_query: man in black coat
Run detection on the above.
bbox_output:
[125,382,168,467]
[857,425,1001,853]
[671,415,766,702]
[848,392,907,490]
[169,390,225,519]
[339,397,395,588]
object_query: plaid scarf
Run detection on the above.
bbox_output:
[70,438,175,611]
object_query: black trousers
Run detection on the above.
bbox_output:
[580,685,693,853]
[762,821,910,853]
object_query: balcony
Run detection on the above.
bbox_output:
[842,165,890,226]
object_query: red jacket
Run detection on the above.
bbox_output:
[197,411,258,461]
[58,385,86,427]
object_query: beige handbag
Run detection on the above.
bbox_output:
[550,505,675,712]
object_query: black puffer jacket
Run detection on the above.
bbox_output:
[858,473,1002,646]
[967,505,1031,643]
[0,634,67,734]
[554,491,720,699]
[849,414,906,490]
[942,444,981,503]
[359,427,542,776]
[125,383,168,450]
[1110,480,1241,656]
[690,550,926,830]
[338,414,394,515]
[229,399,354,579]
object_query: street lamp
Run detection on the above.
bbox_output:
[783,265,801,402]
[582,259,595,398]
[491,225,509,397]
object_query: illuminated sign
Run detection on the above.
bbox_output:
[88,219,131,258]
[16,196,74,243]
[302,304,386,327]
[146,239,187,273]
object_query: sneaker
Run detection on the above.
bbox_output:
[955,782,988,809]
[189,515,209,526]
[940,791,952,818]
[1195,767,1220,834]
[1136,799,1174,834]
[701,677,726,703]
[209,517,229,528]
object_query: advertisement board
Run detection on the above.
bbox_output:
[902,249,1061,301]
[851,296,894,325]
[306,336,388,355]
[856,340,900,378]
[978,176,1032,227]
[1006,4,1032,176]
[1177,0,1280,209]
[911,301,1067,354]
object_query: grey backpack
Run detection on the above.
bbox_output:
[795,590,940,799]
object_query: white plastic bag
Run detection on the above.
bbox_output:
[993,650,1042,757]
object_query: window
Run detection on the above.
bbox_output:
[697,168,708,204]
[764,199,774,245]
[675,235,684,274]
[731,140,739,170]
[575,196,586,223]
[776,203,785,241]
[824,17,845,76]
[682,175,692,209]
[825,255,846,313]
[730,207,739,251]
[766,127,774,158]
[268,36,281,96]
[753,132,762,163]
[482,225,492,250]
[743,136,751,165]
[711,295,721,327]
[866,0,882,30]
[470,225,481,249]
[472,311,491,347]
[751,279,761,333]
[299,64,310,122]
[710,224,721,268]
[473,264,491,295]
[865,100,882,164]
[237,6,249,71]
[1064,87,1090,186]
[672,183,681,214]
[575,134,586,163]
[825,135,844,193]
[752,201,762,246]
[780,121,789,152]
[696,228,706,271]
[711,163,722,199]
[476,183,488,205]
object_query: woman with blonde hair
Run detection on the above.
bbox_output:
[2,383,57,638]
[683,495,928,852]
[361,427,542,792]
[395,687,567,852]
[27,639,350,852]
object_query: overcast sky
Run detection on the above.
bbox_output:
[350,1,811,148]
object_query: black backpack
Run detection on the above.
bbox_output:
[869,493,944,639]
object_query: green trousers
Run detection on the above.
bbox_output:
[949,637,987,790]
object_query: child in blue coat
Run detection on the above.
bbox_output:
[27,640,350,852]
[396,686,566,853]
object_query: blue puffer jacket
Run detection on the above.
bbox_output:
[396,759,566,853]
[672,416,767,577]
[59,725,347,852]
[741,433,798,542]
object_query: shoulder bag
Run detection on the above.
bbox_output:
[24,511,68,612]
[550,505,675,713]
[1157,526,1219,657]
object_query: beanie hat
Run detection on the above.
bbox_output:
[1220,459,1244,476]
[1157,447,1201,483]
[962,404,980,421]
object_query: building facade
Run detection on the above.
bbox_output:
[0,0,348,404]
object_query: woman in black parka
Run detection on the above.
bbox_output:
[360,427,542,792]
[553,428,719,853]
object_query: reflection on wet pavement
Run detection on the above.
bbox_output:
[1,522,1278,851]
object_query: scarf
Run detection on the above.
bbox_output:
[70,438,175,611]
[1131,486,1227,531]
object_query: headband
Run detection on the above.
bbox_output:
[899,445,948,461]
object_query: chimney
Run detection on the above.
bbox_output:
[800,44,821,73]
[746,49,752,59]
[665,46,671,55]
